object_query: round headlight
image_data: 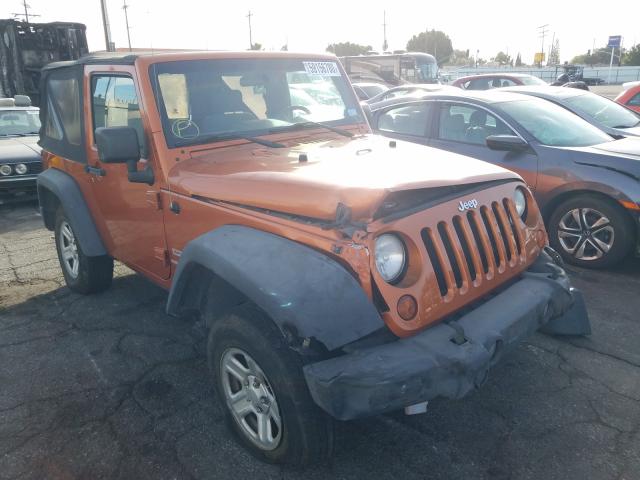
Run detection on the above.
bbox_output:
[513,187,527,219]
[0,164,12,176]
[375,233,406,283]
[14,163,28,175]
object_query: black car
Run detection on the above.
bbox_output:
[368,90,640,268]
[504,86,640,138]
[0,96,41,204]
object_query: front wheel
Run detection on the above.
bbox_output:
[207,304,333,465]
[548,195,634,268]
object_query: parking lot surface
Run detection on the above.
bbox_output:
[1,202,639,480]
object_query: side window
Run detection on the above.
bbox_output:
[377,103,430,137]
[501,79,517,87]
[438,103,512,145]
[628,93,640,107]
[92,75,146,155]
[47,75,82,145]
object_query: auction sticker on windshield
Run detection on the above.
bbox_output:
[303,62,341,76]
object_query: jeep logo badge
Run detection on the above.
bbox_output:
[458,199,479,212]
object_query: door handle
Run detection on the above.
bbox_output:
[85,164,106,176]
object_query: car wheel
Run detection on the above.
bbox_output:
[54,207,114,293]
[207,304,333,465]
[548,195,634,268]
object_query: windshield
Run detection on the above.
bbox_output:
[359,84,387,97]
[151,58,363,148]
[499,98,612,147]
[564,92,640,129]
[519,76,547,86]
[416,60,438,83]
[0,109,41,136]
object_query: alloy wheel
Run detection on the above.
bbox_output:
[557,208,615,261]
[59,221,80,278]
[220,347,283,451]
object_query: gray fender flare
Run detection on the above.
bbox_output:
[166,225,385,351]
[37,168,107,257]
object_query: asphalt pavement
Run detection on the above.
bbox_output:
[1,201,639,480]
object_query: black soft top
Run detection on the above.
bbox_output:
[42,52,142,71]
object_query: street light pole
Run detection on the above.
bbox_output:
[123,0,132,52]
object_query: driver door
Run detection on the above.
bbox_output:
[83,66,170,281]
[428,102,539,191]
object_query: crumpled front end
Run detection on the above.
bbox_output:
[303,249,590,420]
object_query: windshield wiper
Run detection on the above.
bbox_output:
[274,121,354,138]
[175,133,285,148]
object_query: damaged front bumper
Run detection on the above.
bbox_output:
[303,250,590,421]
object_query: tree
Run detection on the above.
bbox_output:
[493,51,512,66]
[326,42,372,57]
[515,53,523,67]
[624,44,640,66]
[406,29,453,64]
[449,49,473,66]
[572,47,615,65]
[250,42,262,51]
[548,39,560,65]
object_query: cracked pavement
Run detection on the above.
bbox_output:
[1,202,639,480]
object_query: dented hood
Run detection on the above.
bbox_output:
[168,135,519,221]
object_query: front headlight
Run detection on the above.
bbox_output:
[14,163,28,175]
[514,187,527,219]
[375,233,406,283]
[0,164,12,176]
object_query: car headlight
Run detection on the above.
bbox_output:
[514,187,527,219]
[375,233,406,283]
[14,163,28,175]
[0,164,12,176]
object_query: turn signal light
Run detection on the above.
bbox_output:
[397,295,418,321]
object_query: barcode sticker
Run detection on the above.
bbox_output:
[303,61,341,76]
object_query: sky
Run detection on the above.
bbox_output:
[2,0,638,65]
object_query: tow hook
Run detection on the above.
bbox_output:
[404,401,429,415]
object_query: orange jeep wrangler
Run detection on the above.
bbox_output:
[37,51,590,465]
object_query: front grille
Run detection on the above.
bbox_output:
[421,198,526,298]
[28,163,43,174]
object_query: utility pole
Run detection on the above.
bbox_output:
[123,0,132,51]
[382,11,388,52]
[537,24,549,67]
[247,10,253,49]
[100,0,115,52]
[12,1,40,23]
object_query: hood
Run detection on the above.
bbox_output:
[168,135,519,222]
[0,136,41,164]
[573,137,640,181]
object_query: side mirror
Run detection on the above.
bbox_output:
[95,127,154,185]
[486,134,529,152]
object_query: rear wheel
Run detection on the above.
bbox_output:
[54,208,113,293]
[207,304,333,465]
[548,195,634,268]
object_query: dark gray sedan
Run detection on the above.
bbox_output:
[0,99,42,204]
[503,86,640,138]
[368,91,640,268]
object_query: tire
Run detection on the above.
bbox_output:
[207,304,333,465]
[548,195,634,269]
[54,207,114,294]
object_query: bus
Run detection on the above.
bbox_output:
[339,52,439,86]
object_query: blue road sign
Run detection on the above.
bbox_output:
[608,36,622,48]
